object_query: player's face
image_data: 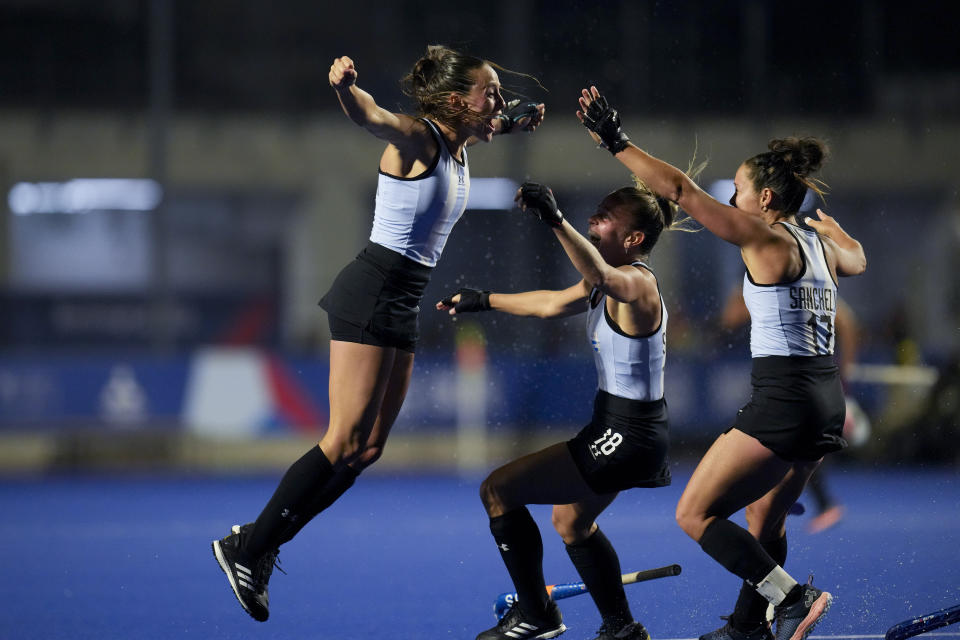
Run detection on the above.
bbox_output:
[730,163,763,215]
[461,64,505,141]
[588,204,631,264]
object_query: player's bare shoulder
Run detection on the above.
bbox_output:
[628,263,660,298]
[380,118,441,177]
[618,263,661,331]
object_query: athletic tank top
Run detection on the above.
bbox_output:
[368,119,470,267]
[586,262,667,401]
[744,220,838,357]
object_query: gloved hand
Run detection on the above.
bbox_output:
[498,99,543,133]
[515,182,563,228]
[580,92,630,154]
[438,288,492,314]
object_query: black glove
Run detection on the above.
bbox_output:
[517,182,563,227]
[581,93,630,154]
[439,288,491,313]
[498,99,540,134]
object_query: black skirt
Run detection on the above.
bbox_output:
[319,241,433,353]
[566,390,671,494]
[730,355,847,461]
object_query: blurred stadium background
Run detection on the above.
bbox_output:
[1,0,958,476]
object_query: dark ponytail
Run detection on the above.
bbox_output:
[400,45,488,127]
[602,176,698,257]
[654,195,675,230]
[747,136,830,213]
[400,44,542,129]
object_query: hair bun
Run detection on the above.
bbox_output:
[411,58,436,87]
[768,136,828,178]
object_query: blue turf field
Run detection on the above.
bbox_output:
[2,463,959,639]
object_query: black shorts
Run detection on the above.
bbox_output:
[567,390,671,494]
[730,355,847,461]
[319,241,432,353]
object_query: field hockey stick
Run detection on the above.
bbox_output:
[885,604,960,640]
[494,563,681,620]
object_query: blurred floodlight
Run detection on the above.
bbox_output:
[708,179,735,204]
[708,179,816,212]
[8,179,163,215]
[466,177,518,211]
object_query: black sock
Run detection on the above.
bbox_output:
[565,528,633,631]
[243,445,334,557]
[698,519,777,585]
[730,535,787,630]
[489,508,549,614]
[807,471,835,512]
[276,465,360,546]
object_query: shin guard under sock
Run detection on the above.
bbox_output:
[698,519,778,585]
[276,465,360,546]
[489,508,549,614]
[731,535,788,629]
[565,528,633,630]
[243,445,334,557]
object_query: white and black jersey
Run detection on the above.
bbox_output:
[585,262,666,402]
[567,262,671,493]
[732,220,847,461]
[368,118,469,268]
[320,119,466,352]
[744,221,838,358]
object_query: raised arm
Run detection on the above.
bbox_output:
[329,56,431,153]
[577,87,772,249]
[515,183,652,304]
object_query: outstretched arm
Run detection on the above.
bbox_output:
[329,56,430,152]
[577,86,771,249]
[436,282,588,319]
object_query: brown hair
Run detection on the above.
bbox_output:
[400,45,492,128]
[400,45,540,129]
[745,136,829,213]
[602,176,698,256]
[603,147,705,256]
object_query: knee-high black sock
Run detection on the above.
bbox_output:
[276,465,360,546]
[698,519,778,585]
[565,528,633,631]
[807,470,835,512]
[243,445,334,557]
[730,535,788,630]
[489,508,549,614]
